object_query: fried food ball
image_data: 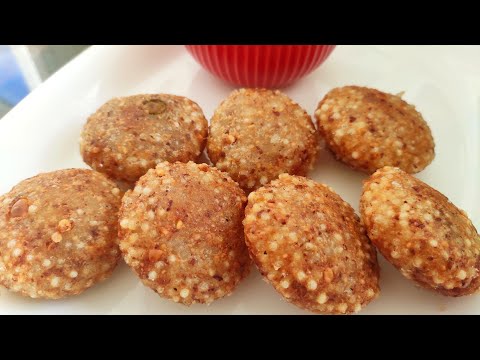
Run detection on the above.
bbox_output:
[243,174,380,314]
[118,161,251,305]
[0,169,121,299]
[315,86,435,174]
[80,94,208,185]
[207,88,319,192]
[360,166,480,296]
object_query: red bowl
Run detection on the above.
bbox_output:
[185,45,335,88]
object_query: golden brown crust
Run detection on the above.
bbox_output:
[0,169,121,299]
[118,161,251,305]
[207,88,319,192]
[360,166,480,296]
[315,86,435,174]
[80,94,208,184]
[243,174,380,314]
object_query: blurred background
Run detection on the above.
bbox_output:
[0,45,89,119]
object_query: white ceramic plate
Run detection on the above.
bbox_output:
[0,45,479,314]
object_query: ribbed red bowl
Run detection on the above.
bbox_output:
[185,45,335,88]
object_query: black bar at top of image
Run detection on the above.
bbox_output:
[1,3,479,44]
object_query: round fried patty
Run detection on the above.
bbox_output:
[360,166,480,296]
[244,174,380,314]
[118,161,251,305]
[315,86,435,174]
[81,94,208,184]
[208,88,319,192]
[0,169,121,299]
